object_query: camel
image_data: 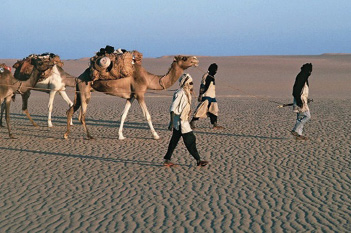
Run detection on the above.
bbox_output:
[0,65,76,128]
[0,63,42,138]
[64,55,199,140]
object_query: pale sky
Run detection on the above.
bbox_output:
[2,0,351,59]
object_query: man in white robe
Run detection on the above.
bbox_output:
[164,73,209,167]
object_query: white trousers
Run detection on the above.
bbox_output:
[292,110,311,136]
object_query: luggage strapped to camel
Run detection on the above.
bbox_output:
[12,53,64,82]
[0,63,12,74]
[89,45,143,82]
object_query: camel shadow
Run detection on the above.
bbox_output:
[8,113,148,129]
[0,146,191,168]
[7,113,287,140]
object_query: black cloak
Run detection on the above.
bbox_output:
[292,63,313,107]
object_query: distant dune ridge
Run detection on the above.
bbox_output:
[1,53,350,98]
[0,54,350,232]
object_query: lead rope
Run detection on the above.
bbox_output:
[16,81,25,95]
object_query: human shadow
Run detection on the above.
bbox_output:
[192,130,288,140]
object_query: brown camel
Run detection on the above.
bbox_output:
[64,55,199,140]
[0,63,42,138]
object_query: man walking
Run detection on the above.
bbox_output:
[190,63,223,129]
[164,73,209,167]
[291,63,313,140]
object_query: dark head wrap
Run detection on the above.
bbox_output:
[208,63,218,76]
[292,63,313,107]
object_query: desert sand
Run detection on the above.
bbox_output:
[0,54,350,232]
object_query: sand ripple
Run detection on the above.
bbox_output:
[0,94,350,232]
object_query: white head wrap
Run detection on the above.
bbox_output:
[178,74,193,120]
[179,73,193,88]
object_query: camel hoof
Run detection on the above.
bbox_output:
[48,123,53,128]
[119,136,126,140]
[63,133,69,139]
[9,134,17,139]
[153,135,160,140]
[33,124,39,127]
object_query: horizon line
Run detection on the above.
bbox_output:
[1,53,351,61]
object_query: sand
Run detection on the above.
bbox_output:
[0,54,350,232]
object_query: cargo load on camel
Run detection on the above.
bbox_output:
[89,45,143,82]
[12,53,64,81]
[0,63,12,73]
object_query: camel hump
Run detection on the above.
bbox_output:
[132,50,143,65]
[0,63,12,79]
[97,57,111,68]
[13,53,63,81]
[0,63,11,72]
[33,53,64,71]
[89,45,143,82]
[13,58,34,81]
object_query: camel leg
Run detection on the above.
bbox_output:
[5,97,16,139]
[137,97,160,140]
[0,100,5,127]
[21,91,38,127]
[64,101,90,139]
[59,90,74,125]
[64,82,90,139]
[47,91,57,127]
[78,108,82,122]
[64,105,74,139]
[64,96,89,139]
[74,87,93,140]
[118,97,135,140]
[80,98,94,140]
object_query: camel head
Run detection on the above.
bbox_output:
[173,55,199,70]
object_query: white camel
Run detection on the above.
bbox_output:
[1,65,76,128]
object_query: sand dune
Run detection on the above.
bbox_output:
[0,54,350,232]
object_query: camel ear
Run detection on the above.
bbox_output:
[173,56,179,62]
